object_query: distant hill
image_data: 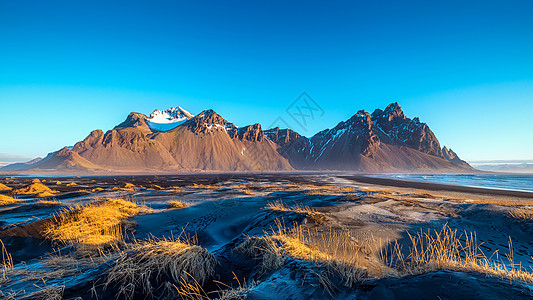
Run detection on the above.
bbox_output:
[2,103,473,173]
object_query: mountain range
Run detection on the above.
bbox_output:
[2,103,473,173]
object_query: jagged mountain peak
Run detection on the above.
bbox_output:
[114,112,150,130]
[186,109,237,134]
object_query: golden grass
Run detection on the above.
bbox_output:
[236,220,367,286]
[508,207,533,220]
[188,183,219,190]
[1,240,13,285]
[0,194,19,206]
[66,182,77,186]
[265,200,325,225]
[38,199,62,206]
[168,200,188,209]
[242,188,254,195]
[43,199,146,249]
[106,237,217,299]
[303,184,360,195]
[383,225,533,283]
[55,181,62,185]
[11,183,59,196]
[463,198,533,206]
[92,187,105,193]
[0,183,12,191]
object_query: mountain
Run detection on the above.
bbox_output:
[2,103,473,173]
[266,103,472,172]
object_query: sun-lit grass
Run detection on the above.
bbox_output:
[66,182,77,186]
[1,240,13,285]
[382,225,533,283]
[43,199,147,249]
[106,237,217,299]
[11,182,59,196]
[508,207,533,220]
[265,200,325,225]
[0,183,12,191]
[0,194,19,206]
[37,199,62,206]
[458,197,533,206]
[168,200,189,209]
[236,220,367,286]
[188,183,219,190]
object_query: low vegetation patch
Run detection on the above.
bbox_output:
[0,194,19,206]
[168,200,188,209]
[106,237,217,299]
[508,207,533,220]
[265,200,325,225]
[43,199,148,249]
[383,225,533,283]
[236,221,367,286]
[38,199,62,207]
[0,183,12,191]
[11,182,59,196]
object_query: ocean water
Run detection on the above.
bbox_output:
[369,173,533,193]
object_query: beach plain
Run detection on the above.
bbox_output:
[1,173,533,299]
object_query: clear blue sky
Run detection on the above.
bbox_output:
[1,0,532,162]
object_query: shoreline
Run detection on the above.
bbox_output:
[342,174,533,199]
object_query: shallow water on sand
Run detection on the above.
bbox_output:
[370,173,533,193]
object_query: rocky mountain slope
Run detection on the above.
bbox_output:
[265,103,472,171]
[3,103,472,173]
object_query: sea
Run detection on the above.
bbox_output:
[368,173,533,193]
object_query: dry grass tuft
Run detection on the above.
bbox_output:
[168,200,189,209]
[0,183,12,191]
[106,237,217,299]
[38,199,62,206]
[11,182,59,196]
[92,187,105,193]
[0,194,19,206]
[265,200,325,225]
[25,285,65,300]
[188,183,219,190]
[1,240,13,285]
[43,198,146,249]
[508,207,533,220]
[237,220,367,286]
[383,224,533,283]
[55,181,62,185]
[303,184,360,195]
[242,188,255,195]
[66,182,77,186]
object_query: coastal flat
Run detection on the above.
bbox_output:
[1,174,532,299]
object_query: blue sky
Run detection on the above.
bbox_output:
[1,0,532,162]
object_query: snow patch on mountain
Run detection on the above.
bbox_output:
[146,106,194,132]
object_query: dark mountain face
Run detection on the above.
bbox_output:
[2,103,472,173]
[268,103,472,171]
[371,102,443,157]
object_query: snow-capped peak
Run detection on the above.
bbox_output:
[146,106,194,132]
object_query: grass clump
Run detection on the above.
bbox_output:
[106,237,217,299]
[11,182,59,196]
[0,194,19,206]
[236,220,367,286]
[265,200,325,225]
[38,199,62,207]
[0,183,12,191]
[508,207,533,220]
[384,224,533,283]
[43,199,146,249]
[168,200,188,209]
